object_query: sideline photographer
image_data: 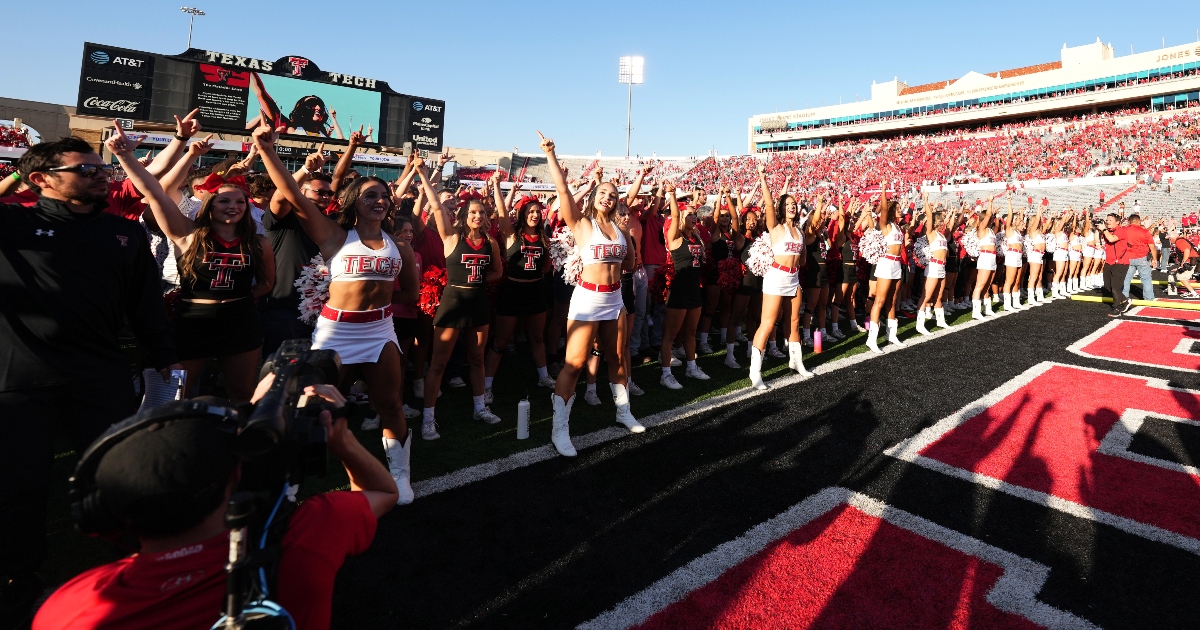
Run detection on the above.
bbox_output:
[32,374,398,630]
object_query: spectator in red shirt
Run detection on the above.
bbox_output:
[32,380,397,630]
[1121,214,1158,301]
[1101,213,1131,314]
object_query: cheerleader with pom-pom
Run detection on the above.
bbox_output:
[1000,195,1028,312]
[1023,204,1047,306]
[658,180,708,389]
[970,197,1000,320]
[915,197,954,334]
[865,181,906,352]
[725,202,764,369]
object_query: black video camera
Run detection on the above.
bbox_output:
[236,339,341,490]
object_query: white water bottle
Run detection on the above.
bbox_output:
[516,398,530,439]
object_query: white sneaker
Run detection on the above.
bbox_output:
[360,413,380,430]
[421,418,440,440]
[827,328,846,341]
[402,404,420,419]
[736,331,749,343]
[584,389,602,406]
[537,374,557,388]
[697,342,714,355]
[660,373,683,389]
[448,376,467,388]
[724,353,741,369]
[484,387,494,404]
[672,346,687,361]
[685,365,711,380]
[767,345,786,359]
[473,406,502,424]
[669,357,682,367]
[628,380,644,396]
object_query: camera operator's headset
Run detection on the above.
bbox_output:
[69,399,243,536]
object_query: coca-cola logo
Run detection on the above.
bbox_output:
[83,97,140,113]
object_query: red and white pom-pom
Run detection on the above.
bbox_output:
[746,232,774,277]
[913,235,930,268]
[717,257,745,293]
[1044,234,1058,253]
[961,230,981,258]
[549,226,582,285]
[1024,235,1039,259]
[859,229,885,265]
[294,254,330,325]
[418,266,447,317]
[649,262,675,305]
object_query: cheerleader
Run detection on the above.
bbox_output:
[413,159,504,432]
[108,127,274,404]
[703,185,740,357]
[866,182,907,352]
[659,180,709,388]
[1000,197,1028,311]
[971,198,999,320]
[725,203,764,369]
[1081,219,1102,289]
[800,197,831,348]
[833,202,867,333]
[749,161,811,390]
[615,201,644,396]
[391,215,424,420]
[540,131,643,458]
[916,198,952,334]
[1067,214,1085,293]
[484,176,557,396]
[1049,210,1072,298]
[252,121,419,504]
[1024,205,1047,306]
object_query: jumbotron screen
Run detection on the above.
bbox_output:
[76,43,444,151]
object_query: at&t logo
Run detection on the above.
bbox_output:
[90,51,110,64]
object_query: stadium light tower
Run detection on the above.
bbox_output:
[180,7,205,48]
[618,56,644,157]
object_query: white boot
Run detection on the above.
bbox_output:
[887,319,905,346]
[612,383,644,433]
[1035,286,1045,302]
[916,308,931,335]
[382,431,415,505]
[972,299,984,320]
[1002,293,1012,311]
[983,298,996,317]
[934,307,950,329]
[1025,291,1037,307]
[749,346,769,390]
[866,321,883,353]
[788,341,812,376]
[551,394,577,457]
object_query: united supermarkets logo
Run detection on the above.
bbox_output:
[90,50,110,64]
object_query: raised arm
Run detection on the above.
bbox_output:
[413,157,455,242]
[626,163,652,206]
[537,131,582,231]
[664,180,682,245]
[923,195,935,235]
[250,118,344,253]
[269,144,326,218]
[491,171,514,241]
[331,127,365,192]
[105,123,191,244]
[977,198,994,238]
[159,134,214,205]
[143,109,203,178]
[757,161,777,231]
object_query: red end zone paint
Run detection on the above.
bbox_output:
[915,365,1200,542]
[1128,306,1200,322]
[1068,320,1200,372]
[636,504,1036,630]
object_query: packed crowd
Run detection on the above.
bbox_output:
[3,104,1200,630]
[701,107,1200,199]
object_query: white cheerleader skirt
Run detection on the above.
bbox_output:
[1004,251,1024,268]
[874,256,902,280]
[1068,250,1082,262]
[1082,246,1096,259]
[1052,249,1070,263]
[568,280,624,322]
[977,252,998,272]
[763,263,800,296]
[926,257,946,279]
[312,305,399,365]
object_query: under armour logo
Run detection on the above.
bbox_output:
[35,229,54,236]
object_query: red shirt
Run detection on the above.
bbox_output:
[412,215,446,269]
[640,210,667,266]
[34,492,376,630]
[1120,224,1154,259]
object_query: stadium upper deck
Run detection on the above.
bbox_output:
[750,38,1200,153]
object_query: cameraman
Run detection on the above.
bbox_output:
[32,377,398,630]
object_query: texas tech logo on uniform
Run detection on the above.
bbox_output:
[783,241,803,254]
[205,252,248,290]
[520,245,543,271]
[462,254,490,283]
[591,244,627,261]
[341,255,400,278]
[688,243,704,267]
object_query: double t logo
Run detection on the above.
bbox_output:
[462,254,489,283]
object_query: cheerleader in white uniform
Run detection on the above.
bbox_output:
[539,132,643,458]
[971,198,999,319]
[252,121,419,504]
[1000,196,1027,311]
[1067,219,1084,294]
[1081,220,1102,289]
[1049,210,1072,298]
[916,197,952,334]
[1024,205,1047,306]
[748,161,811,389]
[866,181,906,352]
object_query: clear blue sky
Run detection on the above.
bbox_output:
[2,1,1197,156]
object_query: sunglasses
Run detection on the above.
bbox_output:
[305,189,334,197]
[46,164,114,178]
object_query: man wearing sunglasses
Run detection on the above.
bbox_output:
[259,146,331,358]
[1,136,181,628]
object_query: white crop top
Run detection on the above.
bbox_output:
[1007,233,1023,249]
[884,223,903,246]
[579,218,627,266]
[930,232,948,251]
[329,228,402,282]
[772,224,804,256]
[980,229,997,248]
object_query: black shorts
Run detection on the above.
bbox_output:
[841,263,858,286]
[393,316,418,339]
[433,285,489,328]
[666,275,703,309]
[172,297,262,360]
[496,278,549,317]
[803,259,828,289]
[946,257,961,274]
[621,273,635,312]
[552,272,575,304]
